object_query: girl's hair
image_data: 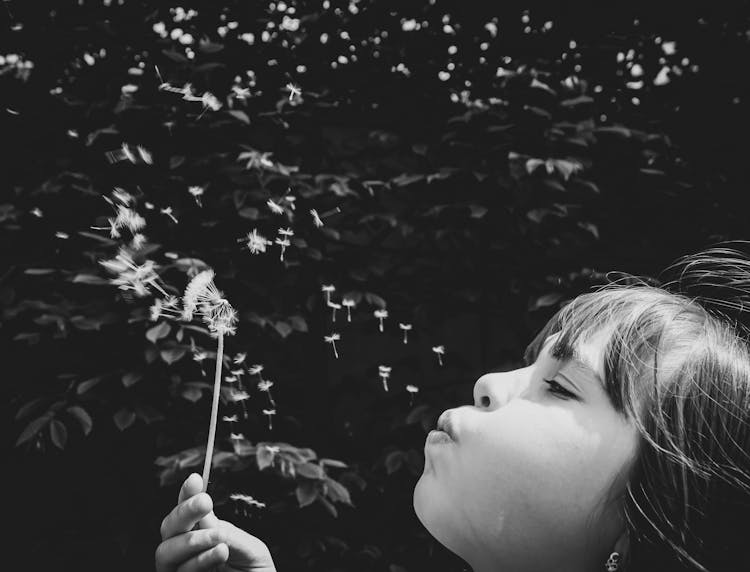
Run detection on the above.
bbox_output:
[522,245,750,572]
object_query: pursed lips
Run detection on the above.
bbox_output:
[436,410,458,441]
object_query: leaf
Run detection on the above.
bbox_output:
[113,408,136,431]
[198,40,224,54]
[16,413,53,445]
[85,125,119,146]
[134,404,164,425]
[72,274,109,285]
[530,293,564,311]
[296,462,326,480]
[524,105,552,120]
[560,95,594,108]
[122,372,142,387]
[24,268,56,275]
[593,126,631,139]
[385,451,404,475]
[50,419,68,449]
[318,496,338,518]
[162,49,189,63]
[146,322,171,344]
[288,315,308,332]
[238,207,260,220]
[15,397,48,420]
[364,292,386,308]
[577,221,600,239]
[181,387,203,402]
[273,321,293,339]
[256,445,276,471]
[160,346,187,365]
[169,156,186,169]
[295,481,319,508]
[391,173,424,187]
[324,477,353,505]
[320,458,348,469]
[228,110,250,124]
[77,376,103,394]
[469,204,488,219]
[66,406,93,435]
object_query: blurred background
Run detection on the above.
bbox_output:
[3,1,750,571]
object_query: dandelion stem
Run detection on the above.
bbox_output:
[201,333,224,493]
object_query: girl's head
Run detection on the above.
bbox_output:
[413,249,750,572]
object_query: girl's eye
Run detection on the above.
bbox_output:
[542,378,576,400]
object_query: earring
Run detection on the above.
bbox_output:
[605,551,621,571]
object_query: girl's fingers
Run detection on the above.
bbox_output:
[160,493,213,540]
[155,529,226,572]
[175,543,229,572]
[178,473,203,505]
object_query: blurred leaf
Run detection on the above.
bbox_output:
[273,321,293,338]
[66,405,93,435]
[15,396,48,420]
[296,462,326,479]
[24,268,55,275]
[16,412,53,445]
[77,376,103,394]
[71,274,109,285]
[146,322,171,344]
[238,207,260,220]
[113,409,136,431]
[228,110,250,124]
[122,372,143,387]
[529,292,564,311]
[296,480,319,508]
[161,346,187,365]
[50,419,68,449]
[385,450,404,475]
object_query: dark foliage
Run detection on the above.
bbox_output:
[2,2,749,571]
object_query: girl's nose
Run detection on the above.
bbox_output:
[473,367,530,409]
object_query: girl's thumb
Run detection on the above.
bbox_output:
[178,473,204,504]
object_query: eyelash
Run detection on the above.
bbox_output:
[542,378,576,400]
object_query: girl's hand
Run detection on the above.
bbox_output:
[155,473,277,572]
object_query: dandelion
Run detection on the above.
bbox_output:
[286,82,301,101]
[432,345,446,366]
[378,365,392,392]
[275,237,290,261]
[188,185,204,207]
[262,408,276,431]
[267,198,284,215]
[374,309,388,332]
[233,352,247,365]
[178,269,238,493]
[328,301,342,322]
[310,208,324,227]
[399,322,412,344]
[321,284,336,304]
[160,206,178,224]
[257,379,276,407]
[324,332,341,358]
[342,297,356,322]
[241,229,271,255]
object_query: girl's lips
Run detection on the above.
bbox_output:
[436,410,459,441]
[426,429,453,444]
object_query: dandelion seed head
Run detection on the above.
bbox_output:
[432,345,445,354]
[310,208,324,227]
[324,333,340,342]
[399,323,412,330]
[262,408,276,415]
[327,301,342,309]
[267,198,284,214]
[248,364,264,375]
[257,380,274,392]
[233,352,247,364]
[374,309,389,319]
[230,493,266,509]
[342,298,355,307]
[244,229,271,254]
[277,227,294,236]
[406,384,419,393]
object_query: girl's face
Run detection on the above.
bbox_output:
[413,329,640,572]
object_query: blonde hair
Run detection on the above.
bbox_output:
[523,245,750,571]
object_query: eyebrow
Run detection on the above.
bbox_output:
[542,336,605,394]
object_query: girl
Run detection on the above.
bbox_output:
[155,246,750,571]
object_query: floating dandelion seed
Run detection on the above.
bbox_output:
[378,365,392,392]
[324,333,341,358]
[233,352,247,365]
[188,185,204,207]
[137,145,153,164]
[374,309,388,332]
[160,206,178,224]
[225,375,238,383]
[399,323,412,344]
[248,364,265,380]
[321,284,336,304]
[100,250,168,297]
[275,237,290,261]
[31,208,43,218]
[286,82,301,101]
[227,388,250,402]
[223,414,239,422]
[328,301,342,322]
[342,298,356,322]
[282,195,296,210]
[406,384,419,406]
[230,493,266,510]
[262,408,276,430]
[115,205,146,233]
[278,227,294,237]
[112,187,134,205]
[432,345,446,366]
[257,379,276,407]
[310,208,324,227]
[55,231,69,239]
[241,229,271,254]
[131,233,147,250]
[267,198,284,215]
[231,85,251,100]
